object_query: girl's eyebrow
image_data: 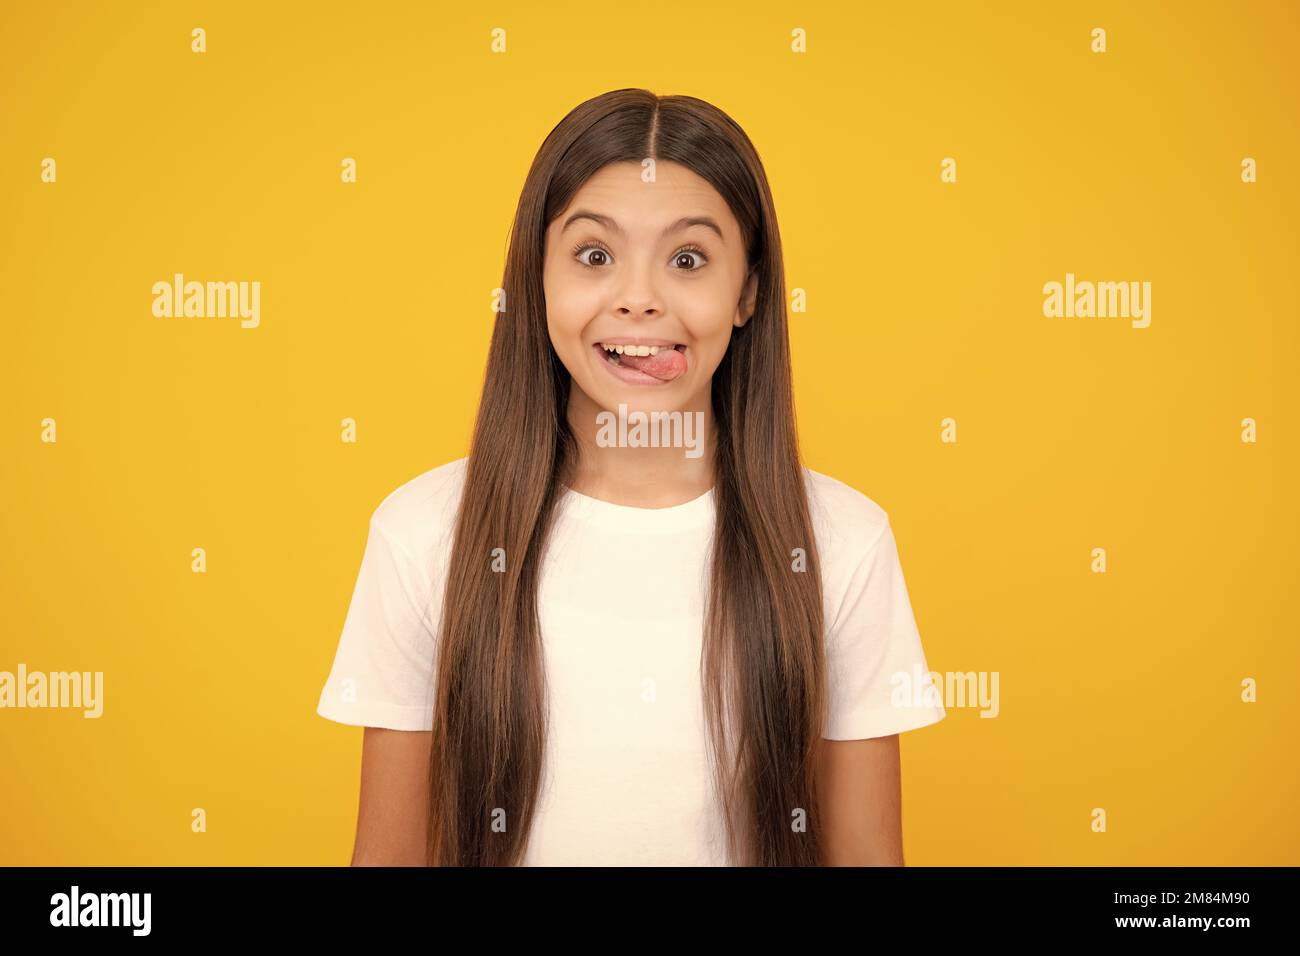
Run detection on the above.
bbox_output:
[560,210,725,242]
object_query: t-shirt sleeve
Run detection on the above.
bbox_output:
[823,520,946,740]
[316,512,438,731]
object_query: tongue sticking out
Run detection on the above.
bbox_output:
[616,347,687,382]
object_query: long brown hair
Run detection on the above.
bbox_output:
[427,89,826,866]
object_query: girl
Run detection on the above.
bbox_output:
[317,88,945,866]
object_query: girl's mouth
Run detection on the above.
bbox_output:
[592,341,688,384]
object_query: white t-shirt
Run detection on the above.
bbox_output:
[316,456,945,865]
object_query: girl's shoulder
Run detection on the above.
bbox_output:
[367,457,469,561]
[361,459,895,565]
[801,466,893,561]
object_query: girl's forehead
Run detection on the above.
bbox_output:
[556,163,738,236]
[575,160,720,201]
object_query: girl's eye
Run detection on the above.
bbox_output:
[573,242,612,268]
[671,246,708,271]
[570,241,709,271]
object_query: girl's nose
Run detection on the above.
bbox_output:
[612,256,663,318]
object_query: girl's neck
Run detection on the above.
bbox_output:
[564,387,716,509]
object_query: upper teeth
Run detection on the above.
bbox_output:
[602,343,662,356]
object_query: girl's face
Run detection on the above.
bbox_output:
[543,160,757,418]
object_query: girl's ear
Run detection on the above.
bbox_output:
[735,268,759,328]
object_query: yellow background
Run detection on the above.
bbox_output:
[1,0,1296,865]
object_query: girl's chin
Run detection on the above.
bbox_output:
[569,380,697,418]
